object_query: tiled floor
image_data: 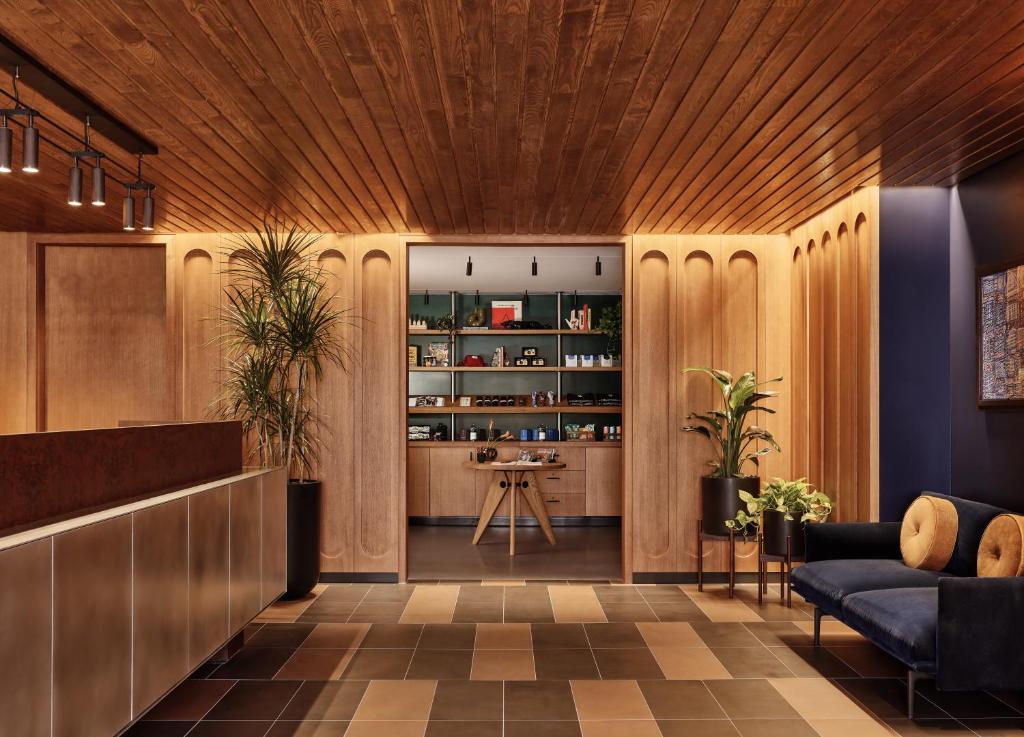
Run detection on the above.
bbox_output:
[127,583,1024,736]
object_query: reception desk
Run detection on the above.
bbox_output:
[0,423,286,737]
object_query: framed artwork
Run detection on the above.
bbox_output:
[407,345,420,366]
[978,257,1024,407]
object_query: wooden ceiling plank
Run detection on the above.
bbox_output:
[909,105,1024,186]
[514,0,566,233]
[493,0,530,234]
[556,0,698,234]
[420,0,488,233]
[637,0,832,234]
[716,0,999,233]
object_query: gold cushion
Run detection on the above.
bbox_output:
[900,496,958,571]
[978,514,1024,577]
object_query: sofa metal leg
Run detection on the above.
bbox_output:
[813,607,822,647]
[906,671,932,720]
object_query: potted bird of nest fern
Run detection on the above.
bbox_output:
[218,220,354,598]
[681,368,781,536]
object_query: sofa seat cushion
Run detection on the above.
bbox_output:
[842,588,938,673]
[791,559,945,616]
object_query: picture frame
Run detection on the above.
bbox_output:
[407,345,420,366]
[530,357,546,367]
[523,346,538,357]
[978,256,1024,407]
[459,396,473,407]
[514,356,530,367]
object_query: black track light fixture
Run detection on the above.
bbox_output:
[69,116,106,206]
[572,290,579,309]
[1,67,39,174]
[21,113,38,173]
[474,289,480,306]
[596,256,602,276]
[91,160,105,206]
[122,186,135,231]
[523,290,530,307]
[424,289,430,305]
[531,256,538,276]
[68,156,82,206]
[466,256,473,276]
[0,118,10,173]
[142,191,154,230]
[124,154,156,230]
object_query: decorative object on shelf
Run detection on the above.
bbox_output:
[520,428,533,441]
[427,341,450,367]
[681,367,782,537]
[216,218,354,599]
[457,428,469,440]
[565,304,593,330]
[436,312,457,341]
[600,355,614,367]
[491,300,523,327]
[523,346,538,356]
[477,419,513,461]
[422,355,437,367]
[581,355,595,368]
[530,357,546,367]
[432,423,448,441]
[458,396,473,407]
[564,354,578,367]
[501,319,552,329]
[726,477,832,558]
[408,345,420,366]
[411,395,446,407]
[978,258,1024,406]
[466,306,487,327]
[408,424,431,441]
[408,316,428,330]
[458,354,487,367]
[514,356,530,367]
[491,346,507,367]
[597,302,622,358]
[536,424,549,441]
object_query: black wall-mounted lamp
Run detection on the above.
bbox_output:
[466,256,473,276]
[596,256,602,276]
[531,256,538,276]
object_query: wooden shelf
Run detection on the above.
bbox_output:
[408,440,622,448]
[409,366,621,372]
[408,405,622,415]
[409,329,606,336]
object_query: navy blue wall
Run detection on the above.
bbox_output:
[878,189,951,521]
[949,152,1024,509]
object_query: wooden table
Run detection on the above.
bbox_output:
[464,461,565,555]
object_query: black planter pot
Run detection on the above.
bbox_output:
[283,479,321,599]
[762,509,806,558]
[701,476,759,537]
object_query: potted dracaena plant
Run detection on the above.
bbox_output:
[217,219,355,598]
[681,368,781,536]
[726,478,832,557]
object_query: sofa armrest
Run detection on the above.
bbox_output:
[937,577,1024,691]
[804,522,902,562]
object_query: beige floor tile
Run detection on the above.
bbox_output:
[684,588,764,623]
[580,720,665,737]
[475,623,533,650]
[769,678,874,720]
[302,623,369,649]
[481,580,525,586]
[399,585,460,624]
[649,646,732,680]
[274,648,358,680]
[549,585,608,623]
[255,584,327,623]
[793,620,865,643]
[343,721,427,737]
[471,649,536,680]
[637,622,704,648]
[571,680,653,720]
[807,718,896,736]
[353,680,437,721]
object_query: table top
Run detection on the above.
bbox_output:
[462,461,567,471]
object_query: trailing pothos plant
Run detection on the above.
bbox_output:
[726,477,833,534]
[680,368,781,477]
[216,219,356,481]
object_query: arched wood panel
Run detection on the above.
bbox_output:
[806,239,824,495]
[837,223,858,521]
[855,213,875,520]
[821,232,839,512]
[182,246,220,421]
[317,245,356,573]
[790,246,808,478]
[632,245,674,571]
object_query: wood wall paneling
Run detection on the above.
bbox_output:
[188,484,230,668]
[407,447,430,516]
[585,448,622,515]
[53,515,133,737]
[261,468,288,608]
[0,233,30,434]
[0,539,52,737]
[179,234,224,420]
[132,498,189,717]
[229,477,263,632]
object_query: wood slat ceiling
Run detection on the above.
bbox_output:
[0,0,1023,235]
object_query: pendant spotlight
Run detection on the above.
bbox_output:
[466,256,473,276]
[123,154,156,231]
[22,113,38,173]
[596,256,602,276]
[474,290,480,306]
[121,185,135,230]
[523,290,530,307]
[68,116,106,207]
[424,289,429,305]
[0,119,10,173]
[0,67,39,174]
[531,256,538,276]
[68,156,82,206]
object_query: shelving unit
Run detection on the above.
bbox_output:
[409,366,622,373]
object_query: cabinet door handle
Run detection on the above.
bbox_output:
[545,475,561,480]
[545,498,560,503]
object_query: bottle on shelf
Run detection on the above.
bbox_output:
[468,424,479,442]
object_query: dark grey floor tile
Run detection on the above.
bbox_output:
[279,680,369,721]
[834,678,949,720]
[504,680,578,720]
[533,648,600,680]
[204,681,301,721]
[692,622,762,648]
[638,680,726,719]
[244,623,316,648]
[592,647,665,679]
[266,722,350,737]
[711,647,793,678]
[583,622,646,648]
[532,623,589,649]
[768,644,858,677]
[430,681,503,720]
[705,680,801,720]
[359,623,423,648]
[122,723,196,737]
[405,649,474,679]
[504,721,583,737]
[213,648,294,680]
[338,648,414,679]
[417,623,477,649]
[657,720,739,737]
[425,721,502,737]
[188,723,273,737]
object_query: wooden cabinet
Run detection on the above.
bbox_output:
[408,447,430,516]
[586,448,622,515]
[429,448,478,516]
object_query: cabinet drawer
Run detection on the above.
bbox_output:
[539,493,585,516]
[553,447,585,470]
[532,470,585,495]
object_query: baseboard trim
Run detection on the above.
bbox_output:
[409,515,621,527]
[632,572,784,584]
[319,572,399,583]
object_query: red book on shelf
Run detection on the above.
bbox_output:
[490,300,522,328]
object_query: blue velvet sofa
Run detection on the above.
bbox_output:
[791,493,1024,718]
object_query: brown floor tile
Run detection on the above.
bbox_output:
[600,603,659,622]
[406,649,474,679]
[638,586,690,602]
[344,721,428,737]
[123,722,195,736]
[834,678,948,720]
[960,718,1024,735]
[471,649,536,680]
[742,622,810,647]
[769,677,875,720]
[213,648,295,680]
[317,585,372,602]
[297,611,360,624]
[353,679,437,721]
[348,603,409,623]
[429,680,503,720]
[417,623,477,649]
[915,681,1021,719]
[768,645,858,677]
[571,680,653,720]
[476,623,532,649]
[592,648,665,679]
[584,623,646,649]
[505,681,579,720]
[245,623,316,648]
[302,600,361,617]
[505,590,556,623]
[710,647,793,678]
[360,624,424,649]
[453,600,504,623]
[187,723,273,737]
[534,648,600,680]
[638,680,726,719]
[340,649,415,679]
[425,721,502,737]
[279,680,370,721]
[705,680,801,720]
[275,648,356,680]
[805,718,895,736]
[265,722,351,737]
[691,622,762,648]
[143,679,235,721]
[579,720,663,737]
[883,719,974,736]
[827,643,907,677]
[533,623,591,649]
[636,622,704,648]
[648,647,731,680]
[593,586,646,603]
[648,601,711,622]
[656,720,739,737]
[204,681,301,721]
[504,722,583,737]
[362,584,418,602]
[731,718,819,737]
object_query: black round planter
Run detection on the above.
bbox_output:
[282,479,321,599]
[762,509,806,558]
[701,476,759,537]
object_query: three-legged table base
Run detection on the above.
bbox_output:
[472,469,556,555]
